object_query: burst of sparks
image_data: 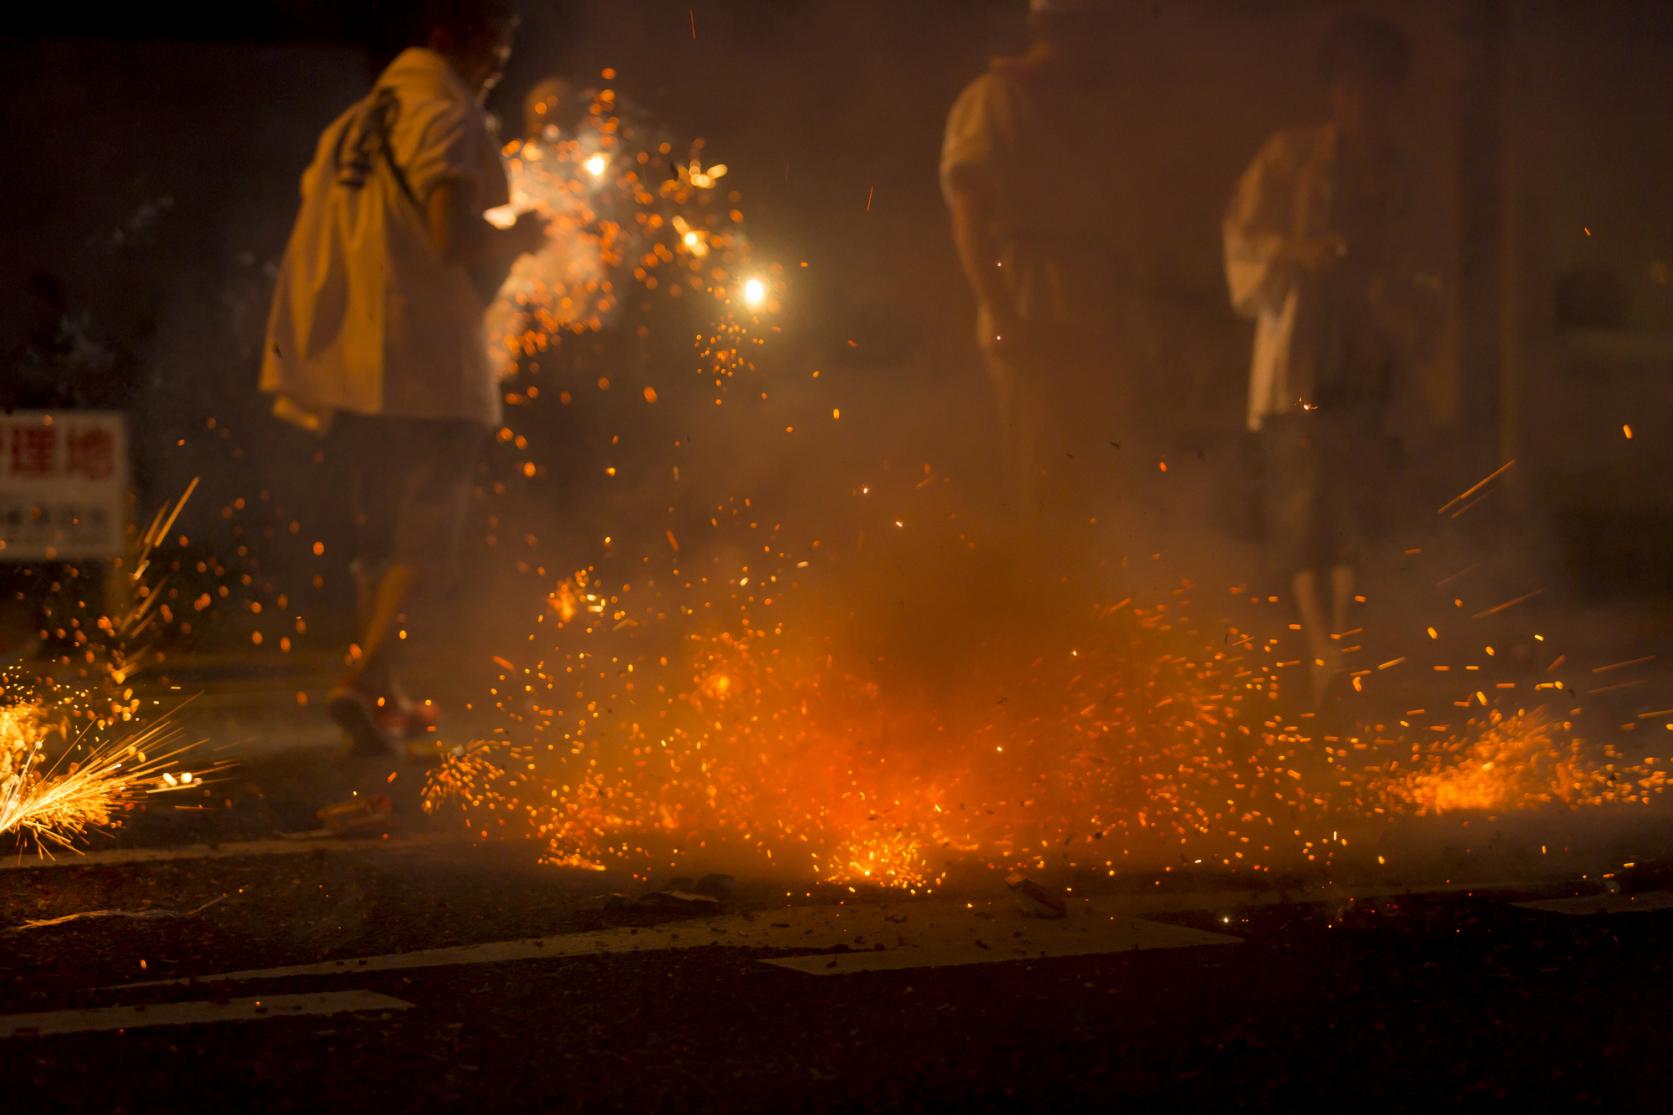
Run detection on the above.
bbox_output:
[403,78,1673,890]
[0,695,221,854]
[0,478,234,854]
[126,71,1668,894]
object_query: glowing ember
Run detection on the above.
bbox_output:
[0,691,216,854]
[480,79,774,381]
[1377,708,1668,815]
[0,479,232,854]
[404,77,1673,890]
[134,72,1666,893]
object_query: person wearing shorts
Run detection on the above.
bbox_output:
[262,0,545,753]
[1224,15,1441,704]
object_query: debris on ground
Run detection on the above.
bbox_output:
[315,794,394,835]
[579,887,724,922]
[12,894,227,932]
[579,893,634,914]
[1005,872,1067,919]
[694,873,736,900]
[1614,859,1673,894]
[637,890,722,914]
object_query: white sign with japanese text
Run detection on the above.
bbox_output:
[0,411,128,561]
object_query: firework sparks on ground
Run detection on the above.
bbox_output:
[399,75,1673,890]
[109,71,1659,891]
[0,689,220,854]
[421,381,1673,889]
[425,534,1673,888]
[1,480,231,854]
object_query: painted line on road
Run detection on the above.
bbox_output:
[122,917,846,987]
[1515,890,1673,916]
[120,898,1240,989]
[2,832,465,872]
[0,991,411,1039]
[762,913,1237,976]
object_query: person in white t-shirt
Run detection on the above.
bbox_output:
[1224,15,1441,705]
[941,0,1126,522]
[262,0,545,755]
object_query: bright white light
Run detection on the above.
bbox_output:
[584,153,608,179]
[742,277,767,308]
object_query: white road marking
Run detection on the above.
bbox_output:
[0,991,411,1038]
[763,912,1237,976]
[2,832,463,872]
[121,898,1238,988]
[1515,890,1673,916]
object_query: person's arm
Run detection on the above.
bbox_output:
[426,179,544,270]
[941,75,1028,344]
[945,170,1020,342]
[1224,133,1342,319]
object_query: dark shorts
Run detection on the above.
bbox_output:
[1261,411,1382,574]
[330,413,485,579]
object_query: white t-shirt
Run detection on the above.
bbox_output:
[940,62,1130,347]
[262,47,510,428]
[1224,123,1441,432]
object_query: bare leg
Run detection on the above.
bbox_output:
[348,560,410,708]
[340,563,419,691]
[1328,564,1355,643]
[1292,569,1327,659]
[1292,568,1341,706]
[330,563,419,754]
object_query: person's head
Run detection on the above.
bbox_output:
[523,76,583,141]
[420,0,520,97]
[1321,15,1411,140]
[1027,0,1121,85]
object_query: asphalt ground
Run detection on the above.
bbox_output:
[5,641,1673,1113]
[4,817,1673,1113]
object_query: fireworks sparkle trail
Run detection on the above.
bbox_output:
[0,693,221,855]
[1,480,229,854]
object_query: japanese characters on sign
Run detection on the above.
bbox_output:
[0,411,128,561]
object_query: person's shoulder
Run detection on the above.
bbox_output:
[378,47,447,90]
[949,62,1031,121]
[380,48,475,118]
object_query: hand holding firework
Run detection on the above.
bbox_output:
[506,209,550,257]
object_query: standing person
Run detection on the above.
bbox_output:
[262,0,545,755]
[1224,15,1442,704]
[941,0,1127,524]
